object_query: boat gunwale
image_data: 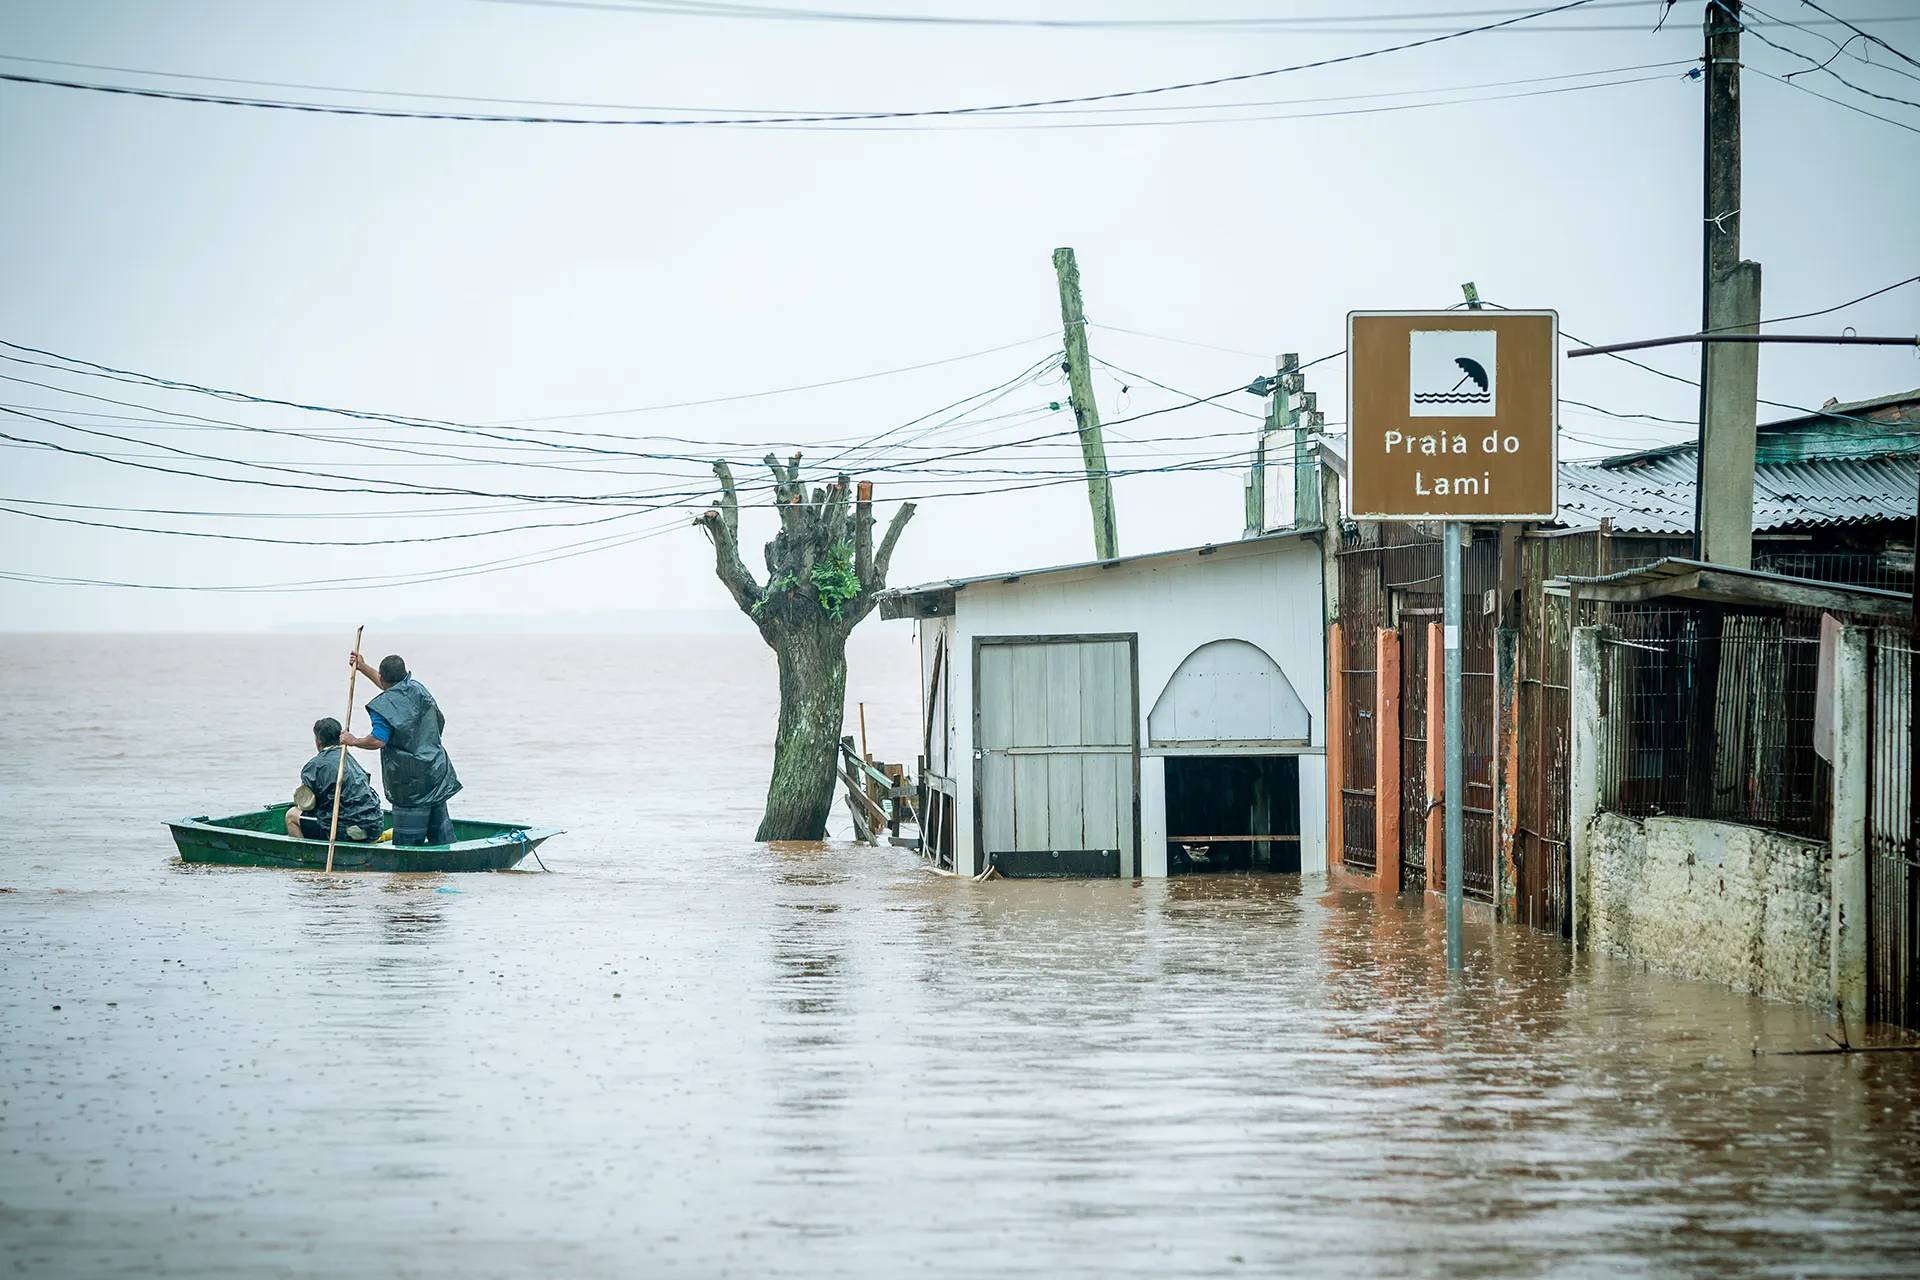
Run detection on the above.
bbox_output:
[167,804,564,857]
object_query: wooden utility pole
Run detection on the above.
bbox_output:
[1694,0,1763,569]
[1052,247,1118,561]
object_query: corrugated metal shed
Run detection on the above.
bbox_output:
[1558,450,1920,533]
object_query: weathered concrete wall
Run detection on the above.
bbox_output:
[1587,811,1831,1006]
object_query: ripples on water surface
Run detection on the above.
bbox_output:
[3,634,1919,1277]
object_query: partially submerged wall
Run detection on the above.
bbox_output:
[1586,812,1830,1006]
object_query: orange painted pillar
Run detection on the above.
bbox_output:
[1326,622,1345,876]
[1374,627,1402,893]
[1426,620,1446,895]
[1496,628,1521,922]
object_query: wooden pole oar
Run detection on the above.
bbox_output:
[326,625,365,874]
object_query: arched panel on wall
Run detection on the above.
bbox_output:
[1147,638,1310,747]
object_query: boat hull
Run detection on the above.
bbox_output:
[168,804,561,872]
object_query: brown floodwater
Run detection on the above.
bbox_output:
[4,633,1920,1277]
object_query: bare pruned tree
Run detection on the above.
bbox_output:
[696,453,915,841]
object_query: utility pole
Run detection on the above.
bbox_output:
[1694,0,1763,569]
[1053,247,1119,561]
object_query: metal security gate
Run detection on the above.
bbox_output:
[1461,599,1499,902]
[1421,538,1498,903]
[1339,529,1382,875]
[975,636,1137,878]
[1868,625,1918,1030]
[1340,616,1378,875]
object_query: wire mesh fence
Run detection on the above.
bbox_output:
[1597,607,1829,840]
[1754,550,1915,594]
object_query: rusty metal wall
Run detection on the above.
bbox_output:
[1868,624,1919,1030]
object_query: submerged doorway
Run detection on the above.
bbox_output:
[975,635,1138,878]
[1164,756,1300,874]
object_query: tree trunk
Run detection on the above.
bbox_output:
[695,456,915,845]
[758,616,848,842]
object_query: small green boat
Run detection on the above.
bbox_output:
[168,804,562,872]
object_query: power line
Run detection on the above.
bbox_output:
[1741,15,1920,111]
[0,1,1608,127]
[1090,357,1264,419]
[1089,323,1273,359]
[0,52,1694,122]
[0,495,546,520]
[496,333,1055,421]
[0,446,1267,593]
[1742,3,1920,86]
[1791,0,1920,73]
[6,342,1224,507]
[817,71,1678,132]
[0,502,652,547]
[1478,294,1918,430]
[1559,397,1697,426]
[0,64,1680,133]
[473,0,1915,34]
[812,352,1060,468]
[1,376,1249,514]
[472,0,1656,31]
[5,377,1246,511]
[0,407,687,505]
[1754,273,1920,329]
[1747,63,1920,134]
[0,518,688,593]
[0,336,1069,459]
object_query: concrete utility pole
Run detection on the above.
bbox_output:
[1694,0,1763,569]
[1053,247,1119,561]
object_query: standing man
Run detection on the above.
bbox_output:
[338,651,463,846]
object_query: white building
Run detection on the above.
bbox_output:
[878,531,1328,879]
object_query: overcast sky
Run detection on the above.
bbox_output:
[1,0,1915,631]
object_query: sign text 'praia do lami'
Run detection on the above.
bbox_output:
[1347,310,1558,521]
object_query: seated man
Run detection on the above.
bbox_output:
[287,716,385,843]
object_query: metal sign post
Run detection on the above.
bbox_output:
[1348,310,1558,974]
[1442,523,1464,971]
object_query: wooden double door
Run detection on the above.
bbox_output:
[975,636,1138,877]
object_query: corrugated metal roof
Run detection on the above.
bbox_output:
[1759,386,1920,432]
[1557,450,1920,533]
[1547,556,1912,618]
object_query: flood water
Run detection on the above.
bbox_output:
[5,632,1920,1277]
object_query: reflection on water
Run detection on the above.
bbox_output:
[3,635,1919,1276]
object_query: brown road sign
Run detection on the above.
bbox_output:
[1347,310,1558,521]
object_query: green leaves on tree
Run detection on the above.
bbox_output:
[810,542,860,621]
